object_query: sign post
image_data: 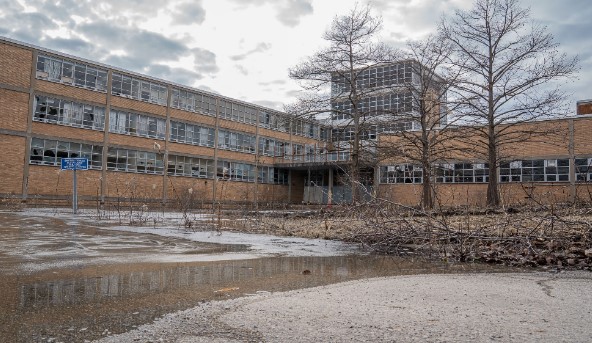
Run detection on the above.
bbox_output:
[61,158,89,214]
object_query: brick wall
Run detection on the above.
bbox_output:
[108,134,163,150]
[218,119,257,134]
[376,117,590,207]
[36,80,107,105]
[0,135,25,195]
[573,117,592,155]
[168,142,215,157]
[103,172,164,199]
[0,89,29,131]
[0,42,32,88]
[170,108,216,126]
[28,166,102,197]
[215,180,257,202]
[166,176,213,202]
[110,96,166,116]
[216,149,258,162]
[32,122,104,143]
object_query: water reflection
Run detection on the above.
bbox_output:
[18,255,453,309]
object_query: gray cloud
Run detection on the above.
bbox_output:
[230,42,272,61]
[0,0,219,86]
[0,11,58,45]
[146,64,204,85]
[78,22,189,64]
[276,0,313,27]
[42,37,96,56]
[171,1,207,25]
[192,47,219,74]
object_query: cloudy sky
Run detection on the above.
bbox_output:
[1,0,590,112]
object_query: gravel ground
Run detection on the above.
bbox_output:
[94,271,592,343]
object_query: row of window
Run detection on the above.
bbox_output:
[258,137,291,157]
[34,95,106,130]
[107,148,164,174]
[331,123,415,142]
[170,121,215,147]
[380,158,592,184]
[166,155,287,184]
[109,109,166,140]
[219,100,258,125]
[171,88,217,116]
[500,160,570,182]
[218,129,256,153]
[331,127,377,141]
[32,99,323,158]
[331,92,414,120]
[28,137,289,184]
[331,62,414,96]
[111,73,168,106]
[30,138,103,169]
[107,149,289,184]
[36,55,327,138]
[167,155,214,178]
[36,55,108,92]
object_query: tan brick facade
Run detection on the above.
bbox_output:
[0,88,29,132]
[0,42,32,89]
[1,37,591,208]
[0,135,25,195]
[36,80,107,105]
[378,116,592,207]
[0,38,313,206]
[28,166,102,197]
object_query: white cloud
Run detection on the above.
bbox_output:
[0,0,588,111]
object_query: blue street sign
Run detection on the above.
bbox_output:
[61,157,89,171]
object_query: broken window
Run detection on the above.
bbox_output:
[111,73,168,106]
[36,55,107,92]
[169,120,215,147]
[380,165,423,184]
[167,155,215,178]
[106,148,163,174]
[109,109,165,139]
[29,137,102,169]
[257,166,287,184]
[575,158,592,182]
[217,130,255,153]
[34,95,105,130]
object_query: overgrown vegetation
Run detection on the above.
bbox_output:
[229,201,591,270]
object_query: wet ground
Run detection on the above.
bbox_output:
[0,211,515,343]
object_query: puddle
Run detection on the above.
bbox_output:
[0,211,518,343]
[0,212,249,274]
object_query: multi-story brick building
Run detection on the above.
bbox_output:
[0,36,338,206]
[1,36,591,208]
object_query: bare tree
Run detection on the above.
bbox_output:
[289,5,397,203]
[377,34,465,209]
[440,0,578,207]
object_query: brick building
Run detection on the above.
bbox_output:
[0,36,335,206]
[1,36,591,208]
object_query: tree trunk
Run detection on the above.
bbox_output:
[422,166,433,210]
[351,116,360,204]
[486,136,500,207]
